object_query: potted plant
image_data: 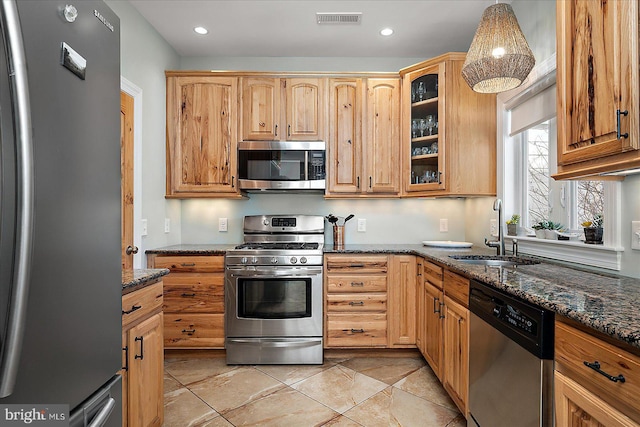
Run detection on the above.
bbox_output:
[545,221,565,240]
[506,214,520,236]
[582,214,603,244]
[532,220,549,239]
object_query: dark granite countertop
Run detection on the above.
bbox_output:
[146,243,640,351]
[122,268,169,295]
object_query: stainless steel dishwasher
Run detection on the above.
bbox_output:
[468,280,554,427]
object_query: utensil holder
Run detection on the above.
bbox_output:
[333,225,344,249]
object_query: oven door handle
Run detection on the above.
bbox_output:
[226,338,321,348]
[226,267,323,277]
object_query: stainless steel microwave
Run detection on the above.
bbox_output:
[237,141,326,191]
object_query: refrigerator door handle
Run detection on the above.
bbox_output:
[87,397,116,427]
[0,0,35,398]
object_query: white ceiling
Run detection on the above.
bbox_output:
[128,0,499,58]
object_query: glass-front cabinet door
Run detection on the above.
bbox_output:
[405,63,445,192]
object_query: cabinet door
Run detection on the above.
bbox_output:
[388,255,416,347]
[404,63,445,192]
[328,78,363,194]
[443,295,468,416]
[128,312,164,427]
[555,372,638,427]
[557,0,639,166]
[285,78,324,141]
[167,76,238,194]
[416,260,424,352]
[424,281,444,381]
[365,78,400,194]
[241,77,281,140]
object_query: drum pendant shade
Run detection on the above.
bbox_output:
[461,3,535,93]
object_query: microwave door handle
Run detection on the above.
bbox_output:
[304,151,308,181]
[0,0,35,398]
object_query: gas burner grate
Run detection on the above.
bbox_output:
[235,242,320,250]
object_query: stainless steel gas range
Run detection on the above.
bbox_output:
[225,215,324,364]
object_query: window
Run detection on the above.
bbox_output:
[499,56,622,270]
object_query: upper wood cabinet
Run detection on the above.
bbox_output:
[400,53,496,197]
[326,77,401,197]
[240,77,325,141]
[555,0,640,179]
[165,74,240,198]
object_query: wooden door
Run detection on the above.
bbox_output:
[120,91,135,269]
[285,78,324,140]
[557,0,639,166]
[128,312,164,427]
[365,78,400,194]
[443,295,468,416]
[241,77,281,140]
[327,78,363,194]
[424,281,444,381]
[554,372,637,427]
[388,255,416,347]
[168,76,238,193]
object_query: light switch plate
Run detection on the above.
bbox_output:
[632,221,640,250]
[164,218,171,233]
[219,218,228,232]
[141,219,148,236]
[490,219,497,237]
[439,218,448,232]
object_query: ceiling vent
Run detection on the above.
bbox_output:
[316,12,362,25]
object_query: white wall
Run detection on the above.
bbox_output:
[106,0,181,266]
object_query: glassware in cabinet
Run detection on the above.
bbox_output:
[409,73,441,186]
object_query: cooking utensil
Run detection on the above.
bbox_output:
[326,214,338,224]
[343,214,354,225]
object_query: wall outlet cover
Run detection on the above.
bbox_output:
[164,218,171,233]
[632,221,640,250]
[219,217,228,232]
[357,218,366,232]
[439,218,448,232]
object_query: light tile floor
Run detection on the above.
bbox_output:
[163,354,466,427]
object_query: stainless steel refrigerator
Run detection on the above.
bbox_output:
[0,1,122,426]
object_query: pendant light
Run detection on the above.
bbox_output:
[461,2,535,94]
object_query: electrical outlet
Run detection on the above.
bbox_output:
[357,218,367,232]
[219,217,228,232]
[141,219,148,236]
[490,219,497,236]
[164,218,171,233]
[632,221,640,250]
[439,218,448,232]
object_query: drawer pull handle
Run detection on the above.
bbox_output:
[182,329,196,335]
[433,297,440,314]
[181,293,196,297]
[439,301,445,319]
[134,336,144,360]
[584,361,626,383]
[180,263,196,267]
[349,301,364,306]
[350,282,365,287]
[617,109,629,139]
[122,346,128,371]
[350,264,365,268]
[122,305,141,315]
[350,328,365,333]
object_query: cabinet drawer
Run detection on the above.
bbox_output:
[326,275,387,293]
[326,293,387,313]
[163,274,224,313]
[555,321,640,422]
[444,270,469,307]
[423,260,443,289]
[326,313,387,347]
[122,282,163,329]
[325,255,388,273]
[152,255,224,273]
[164,314,224,348]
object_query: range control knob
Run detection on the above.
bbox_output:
[271,257,279,264]
[290,257,298,264]
[241,257,248,264]
[251,257,259,264]
[263,219,270,226]
[300,257,308,264]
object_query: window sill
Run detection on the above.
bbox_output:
[505,235,623,271]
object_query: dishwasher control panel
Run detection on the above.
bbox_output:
[493,304,537,336]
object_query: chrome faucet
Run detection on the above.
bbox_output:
[485,198,505,256]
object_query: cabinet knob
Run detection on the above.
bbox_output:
[125,245,138,255]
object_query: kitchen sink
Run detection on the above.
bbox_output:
[449,255,540,266]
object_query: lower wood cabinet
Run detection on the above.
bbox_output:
[555,320,640,426]
[121,281,164,427]
[388,255,417,347]
[423,275,444,381]
[147,254,225,348]
[442,295,468,417]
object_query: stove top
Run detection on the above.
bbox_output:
[234,242,320,250]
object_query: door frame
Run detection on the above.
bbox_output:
[121,77,143,268]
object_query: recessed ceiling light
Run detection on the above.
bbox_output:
[194,26,208,35]
[380,28,394,36]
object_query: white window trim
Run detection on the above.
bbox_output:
[497,54,623,271]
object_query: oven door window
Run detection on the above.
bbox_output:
[239,150,305,181]
[237,278,312,319]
